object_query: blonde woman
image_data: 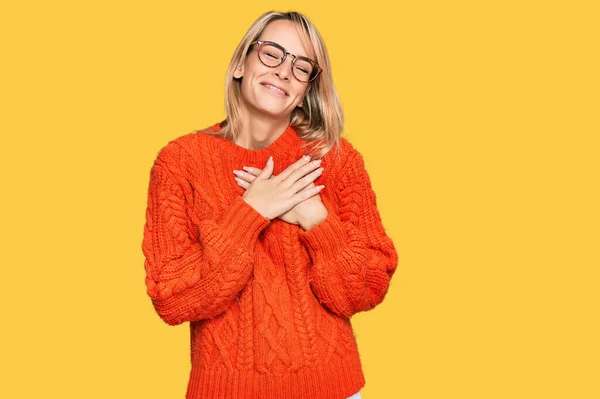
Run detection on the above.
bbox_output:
[142,10,398,399]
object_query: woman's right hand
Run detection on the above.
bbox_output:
[242,155,325,221]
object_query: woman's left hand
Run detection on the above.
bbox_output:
[233,165,328,230]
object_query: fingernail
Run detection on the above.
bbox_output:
[303,155,311,161]
[267,156,273,165]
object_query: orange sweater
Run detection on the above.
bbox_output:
[142,122,398,399]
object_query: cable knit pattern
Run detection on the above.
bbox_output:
[141,123,398,399]
[298,150,399,318]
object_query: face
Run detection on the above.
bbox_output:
[233,19,314,119]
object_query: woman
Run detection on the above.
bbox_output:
[142,10,398,399]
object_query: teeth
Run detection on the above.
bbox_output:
[264,84,285,95]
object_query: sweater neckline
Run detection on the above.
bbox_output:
[210,122,300,163]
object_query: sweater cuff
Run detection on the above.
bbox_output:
[298,200,347,261]
[217,196,271,249]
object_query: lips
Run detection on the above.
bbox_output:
[260,82,288,96]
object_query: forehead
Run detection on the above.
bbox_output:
[258,19,314,59]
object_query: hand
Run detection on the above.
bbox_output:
[238,155,326,222]
[234,156,328,229]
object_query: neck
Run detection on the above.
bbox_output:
[234,108,290,150]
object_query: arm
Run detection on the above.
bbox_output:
[142,144,270,325]
[298,149,399,318]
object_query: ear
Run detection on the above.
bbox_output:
[233,64,244,79]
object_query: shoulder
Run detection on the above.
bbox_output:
[151,132,208,188]
[153,124,220,176]
[326,136,365,171]
[153,134,192,172]
[316,136,367,191]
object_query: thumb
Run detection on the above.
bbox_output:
[257,156,273,180]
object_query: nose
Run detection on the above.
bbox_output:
[274,56,293,80]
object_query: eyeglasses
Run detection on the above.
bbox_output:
[249,40,322,83]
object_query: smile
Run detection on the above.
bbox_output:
[261,83,288,96]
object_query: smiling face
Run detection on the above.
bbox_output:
[233,19,314,120]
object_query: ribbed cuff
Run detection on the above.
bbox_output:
[217,196,271,250]
[298,203,347,262]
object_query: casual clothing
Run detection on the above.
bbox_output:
[142,122,398,398]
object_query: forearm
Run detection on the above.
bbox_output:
[299,205,329,231]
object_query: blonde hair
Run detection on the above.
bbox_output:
[199,10,344,160]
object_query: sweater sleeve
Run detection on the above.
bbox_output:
[297,149,398,318]
[141,145,271,325]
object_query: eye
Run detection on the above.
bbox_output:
[266,52,279,59]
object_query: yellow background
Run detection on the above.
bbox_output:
[1,1,598,398]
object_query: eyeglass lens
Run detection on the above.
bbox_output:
[258,43,315,82]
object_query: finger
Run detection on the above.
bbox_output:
[275,155,312,182]
[281,158,322,190]
[242,166,261,176]
[295,180,318,194]
[233,170,257,183]
[288,167,323,194]
[293,184,325,204]
[234,176,250,189]
[256,156,273,180]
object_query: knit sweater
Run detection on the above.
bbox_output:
[142,122,398,399]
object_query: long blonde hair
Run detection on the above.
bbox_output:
[199,10,344,160]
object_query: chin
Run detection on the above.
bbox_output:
[255,100,289,116]
[258,109,290,119]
